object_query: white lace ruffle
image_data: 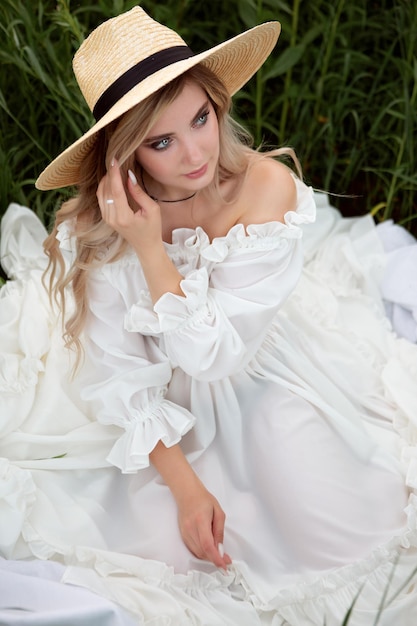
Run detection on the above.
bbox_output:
[106,396,196,473]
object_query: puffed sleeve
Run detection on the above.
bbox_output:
[78,267,196,473]
[125,179,316,381]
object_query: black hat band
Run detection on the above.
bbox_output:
[93,45,194,121]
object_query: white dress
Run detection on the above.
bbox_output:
[1,177,417,626]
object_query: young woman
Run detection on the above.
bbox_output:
[1,6,417,625]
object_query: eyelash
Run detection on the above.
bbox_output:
[150,109,210,151]
[152,137,171,151]
[195,110,210,127]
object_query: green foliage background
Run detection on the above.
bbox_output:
[0,0,416,234]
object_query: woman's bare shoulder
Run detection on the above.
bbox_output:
[237,157,297,227]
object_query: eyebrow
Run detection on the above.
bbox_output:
[144,100,210,144]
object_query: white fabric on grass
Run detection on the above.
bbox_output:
[1,179,417,625]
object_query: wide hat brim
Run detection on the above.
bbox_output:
[36,21,280,191]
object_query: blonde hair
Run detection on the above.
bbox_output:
[44,63,300,366]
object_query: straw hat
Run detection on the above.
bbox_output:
[36,6,280,190]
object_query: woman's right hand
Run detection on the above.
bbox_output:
[97,159,163,254]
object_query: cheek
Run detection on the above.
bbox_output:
[210,119,220,155]
[136,150,168,178]
[135,148,151,170]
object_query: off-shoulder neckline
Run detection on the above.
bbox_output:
[57,178,316,263]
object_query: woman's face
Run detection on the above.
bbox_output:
[135,81,220,200]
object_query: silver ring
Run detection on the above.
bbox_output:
[106,198,115,205]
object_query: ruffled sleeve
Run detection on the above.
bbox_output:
[79,269,196,473]
[0,203,48,280]
[56,219,77,269]
[125,179,316,381]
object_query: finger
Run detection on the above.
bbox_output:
[180,510,216,563]
[97,164,119,205]
[197,526,219,566]
[212,503,225,547]
[98,192,118,223]
[102,160,138,226]
[183,525,231,569]
[219,545,232,566]
[178,513,206,561]
[127,168,159,209]
[211,506,232,568]
[96,176,116,222]
[96,175,108,208]
[217,542,232,566]
[197,514,229,570]
[107,158,126,198]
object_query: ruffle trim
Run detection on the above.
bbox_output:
[106,398,196,473]
[6,469,417,624]
[0,277,51,415]
[0,459,37,559]
[63,548,241,626]
[111,178,316,271]
[56,219,76,254]
[181,177,315,263]
[59,530,417,625]
[0,207,51,398]
[0,204,48,280]
[0,354,44,394]
[244,540,417,624]
[125,268,210,335]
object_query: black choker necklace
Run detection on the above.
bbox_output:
[140,170,197,203]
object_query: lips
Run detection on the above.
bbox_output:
[185,164,208,179]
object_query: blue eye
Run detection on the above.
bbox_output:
[152,137,171,151]
[195,110,209,126]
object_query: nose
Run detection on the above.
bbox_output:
[181,137,203,165]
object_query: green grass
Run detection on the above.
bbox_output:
[1,0,416,233]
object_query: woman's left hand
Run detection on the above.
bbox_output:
[176,481,233,571]
[97,159,184,303]
[150,442,232,570]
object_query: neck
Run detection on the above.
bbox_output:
[140,169,197,204]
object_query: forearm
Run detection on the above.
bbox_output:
[149,440,202,504]
[150,439,231,569]
[136,242,184,304]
